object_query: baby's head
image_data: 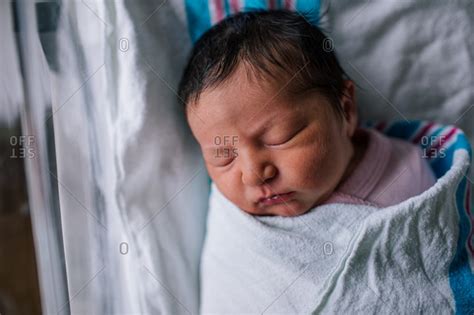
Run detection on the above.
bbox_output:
[179,10,360,216]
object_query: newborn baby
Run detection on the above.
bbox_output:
[178,10,436,217]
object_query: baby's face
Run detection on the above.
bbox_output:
[187,66,357,216]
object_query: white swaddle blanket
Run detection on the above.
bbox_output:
[200,121,474,314]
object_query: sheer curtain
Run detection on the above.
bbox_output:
[12,0,208,313]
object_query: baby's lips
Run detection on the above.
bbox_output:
[257,191,295,203]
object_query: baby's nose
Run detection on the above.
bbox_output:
[242,162,277,186]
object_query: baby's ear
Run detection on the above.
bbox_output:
[340,80,358,137]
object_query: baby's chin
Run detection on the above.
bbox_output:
[241,199,315,217]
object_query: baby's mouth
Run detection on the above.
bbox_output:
[258,191,295,206]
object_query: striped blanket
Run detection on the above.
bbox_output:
[183,0,321,43]
[200,121,474,314]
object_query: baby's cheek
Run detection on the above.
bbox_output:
[294,143,343,197]
[284,145,328,188]
[213,170,251,207]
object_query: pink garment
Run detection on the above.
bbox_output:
[323,128,437,208]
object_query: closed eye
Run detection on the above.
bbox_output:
[209,147,238,167]
[266,125,306,147]
[215,156,235,167]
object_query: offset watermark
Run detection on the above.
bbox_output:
[9,136,35,159]
[322,37,334,52]
[119,37,129,52]
[323,241,334,256]
[421,135,447,159]
[119,242,129,255]
[214,135,239,159]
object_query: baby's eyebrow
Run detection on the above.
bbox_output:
[260,111,303,130]
[246,109,299,137]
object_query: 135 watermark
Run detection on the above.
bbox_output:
[214,135,239,159]
[10,136,35,159]
[421,135,446,159]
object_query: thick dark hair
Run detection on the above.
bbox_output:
[178,9,350,117]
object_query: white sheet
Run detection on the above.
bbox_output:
[325,0,474,142]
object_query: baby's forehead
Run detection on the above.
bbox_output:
[187,63,335,132]
[191,89,328,142]
[191,75,331,125]
[200,65,312,108]
[231,62,306,95]
[195,83,298,121]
